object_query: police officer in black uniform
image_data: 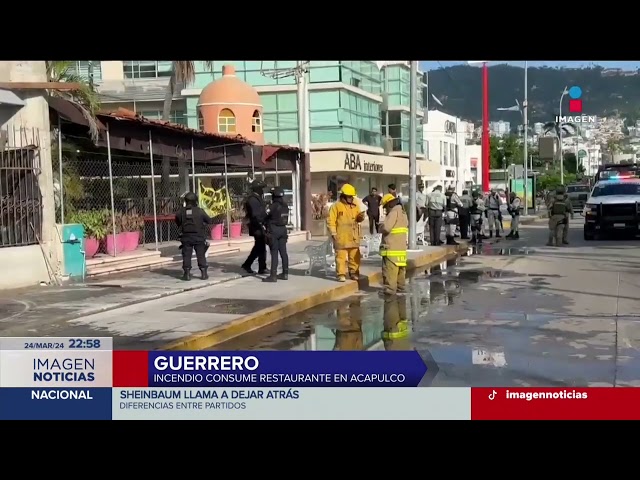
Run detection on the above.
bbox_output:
[175,192,214,281]
[241,180,268,275]
[263,186,290,283]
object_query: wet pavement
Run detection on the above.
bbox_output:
[213,218,640,387]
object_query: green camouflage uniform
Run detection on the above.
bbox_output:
[547,192,571,246]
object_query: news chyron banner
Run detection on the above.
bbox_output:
[0,337,466,420]
[3,338,640,420]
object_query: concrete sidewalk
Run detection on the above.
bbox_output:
[0,240,322,327]
[0,242,465,350]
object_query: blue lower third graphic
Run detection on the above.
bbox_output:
[0,388,112,420]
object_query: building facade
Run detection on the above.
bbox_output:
[422,110,474,192]
[78,60,439,200]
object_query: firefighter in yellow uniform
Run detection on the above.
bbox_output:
[379,193,409,295]
[382,296,411,351]
[333,300,364,351]
[327,184,366,282]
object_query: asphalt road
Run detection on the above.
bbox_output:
[217,217,640,387]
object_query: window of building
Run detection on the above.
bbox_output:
[218,109,237,133]
[252,110,262,133]
[198,110,204,130]
[66,61,102,82]
[455,145,459,167]
[425,140,430,160]
[450,143,456,167]
[443,141,448,165]
[123,61,173,79]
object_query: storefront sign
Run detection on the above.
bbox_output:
[444,121,457,135]
[445,169,456,178]
[344,153,384,173]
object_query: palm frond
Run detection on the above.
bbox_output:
[46,61,101,141]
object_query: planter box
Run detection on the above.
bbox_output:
[310,219,328,237]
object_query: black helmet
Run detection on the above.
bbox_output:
[184,192,198,205]
[555,186,565,195]
[271,186,285,198]
[251,180,266,190]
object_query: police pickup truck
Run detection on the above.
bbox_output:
[583,177,640,240]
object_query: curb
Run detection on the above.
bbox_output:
[161,244,466,351]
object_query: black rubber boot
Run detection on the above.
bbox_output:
[263,275,277,283]
[258,268,268,275]
[506,231,514,238]
[277,273,288,280]
[446,235,458,245]
[241,264,255,274]
[181,269,191,281]
[200,267,208,280]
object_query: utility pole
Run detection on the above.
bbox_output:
[523,61,529,215]
[408,61,418,250]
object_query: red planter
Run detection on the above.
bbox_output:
[84,237,99,258]
[210,223,224,241]
[123,231,140,251]
[230,222,242,238]
[106,233,126,256]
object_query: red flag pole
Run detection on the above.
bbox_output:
[481,62,490,193]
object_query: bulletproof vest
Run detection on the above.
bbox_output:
[470,199,479,214]
[244,193,262,220]
[445,192,453,211]
[181,207,199,234]
[551,199,568,216]
[269,201,289,227]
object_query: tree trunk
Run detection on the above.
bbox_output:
[160,72,175,198]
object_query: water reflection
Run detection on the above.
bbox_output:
[333,299,364,351]
[382,296,411,351]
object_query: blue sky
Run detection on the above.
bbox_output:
[419,61,640,70]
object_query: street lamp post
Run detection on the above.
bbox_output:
[523,61,529,215]
[468,61,490,193]
[559,86,569,185]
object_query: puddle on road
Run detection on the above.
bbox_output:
[211,252,620,386]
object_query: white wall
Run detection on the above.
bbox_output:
[422,109,469,193]
[0,61,58,288]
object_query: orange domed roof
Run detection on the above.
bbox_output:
[198,65,261,107]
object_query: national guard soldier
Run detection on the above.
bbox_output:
[382,296,411,351]
[327,184,366,282]
[486,188,502,238]
[241,180,268,275]
[427,185,445,245]
[175,192,214,281]
[546,187,572,246]
[561,186,574,245]
[379,193,409,295]
[333,300,364,351]
[469,190,486,245]
[458,189,472,239]
[263,186,290,283]
[444,186,463,245]
[506,191,521,239]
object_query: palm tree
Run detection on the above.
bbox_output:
[161,61,213,122]
[160,61,213,197]
[46,61,101,141]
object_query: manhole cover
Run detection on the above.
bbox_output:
[0,299,27,321]
[169,298,281,315]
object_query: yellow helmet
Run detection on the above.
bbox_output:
[340,183,356,196]
[381,193,396,207]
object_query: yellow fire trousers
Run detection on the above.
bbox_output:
[382,257,407,295]
[335,248,361,277]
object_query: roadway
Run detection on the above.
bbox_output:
[216,217,640,387]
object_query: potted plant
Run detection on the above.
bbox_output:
[310,194,330,237]
[228,207,244,239]
[69,210,108,258]
[106,212,125,255]
[210,213,225,241]
[122,213,143,251]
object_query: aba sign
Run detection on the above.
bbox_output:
[444,121,456,135]
[344,153,383,173]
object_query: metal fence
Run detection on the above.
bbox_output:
[58,144,297,257]
[0,126,43,248]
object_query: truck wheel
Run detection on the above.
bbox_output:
[583,228,595,241]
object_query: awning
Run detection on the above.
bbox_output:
[47,96,104,129]
[0,89,25,106]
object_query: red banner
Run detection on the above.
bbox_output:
[472,387,640,420]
